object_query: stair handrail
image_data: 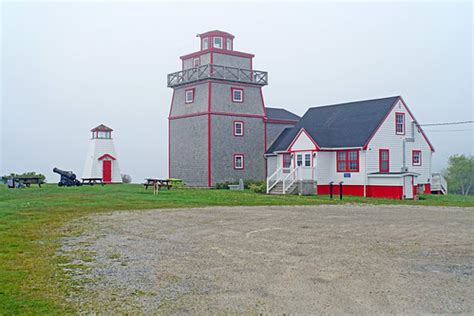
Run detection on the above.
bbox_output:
[266,167,283,193]
[282,166,300,194]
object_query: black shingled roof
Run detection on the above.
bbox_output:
[265,107,300,121]
[266,96,400,153]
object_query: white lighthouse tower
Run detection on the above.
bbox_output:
[82,124,122,183]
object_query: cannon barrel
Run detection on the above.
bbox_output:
[53,167,76,180]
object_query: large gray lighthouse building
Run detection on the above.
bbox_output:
[168,30,299,187]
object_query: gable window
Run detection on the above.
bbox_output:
[283,154,292,169]
[233,121,244,136]
[379,149,390,172]
[412,150,422,166]
[336,150,359,172]
[226,38,232,50]
[202,38,208,50]
[193,57,200,67]
[213,37,223,49]
[185,88,195,104]
[304,153,311,167]
[296,154,303,166]
[231,88,243,103]
[234,154,244,169]
[396,112,405,135]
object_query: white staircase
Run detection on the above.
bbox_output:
[266,167,301,195]
[431,173,448,195]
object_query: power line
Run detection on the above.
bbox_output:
[424,129,474,132]
[420,120,474,127]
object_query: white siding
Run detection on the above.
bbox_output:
[315,151,367,186]
[289,130,317,151]
[266,156,277,176]
[82,138,122,183]
[366,100,432,185]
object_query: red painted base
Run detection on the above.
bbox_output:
[317,184,417,199]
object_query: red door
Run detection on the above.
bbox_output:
[102,160,112,183]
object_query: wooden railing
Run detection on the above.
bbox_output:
[167,64,268,87]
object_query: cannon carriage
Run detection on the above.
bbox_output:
[53,168,82,187]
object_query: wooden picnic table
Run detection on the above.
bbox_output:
[82,178,104,186]
[144,179,172,190]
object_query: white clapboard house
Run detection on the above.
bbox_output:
[265,96,434,199]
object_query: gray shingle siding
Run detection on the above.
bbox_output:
[211,115,265,184]
[210,82,264,115]
[212,52,251,69]
[266,123,296,150]
[169,116,208,186]
[169,83,208,117]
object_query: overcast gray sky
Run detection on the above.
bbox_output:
[1,1,472,182]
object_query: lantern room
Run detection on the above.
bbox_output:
[91,124,113,139]
[199,30,234,51]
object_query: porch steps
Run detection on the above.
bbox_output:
[268,181,298,195]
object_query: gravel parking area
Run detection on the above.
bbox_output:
[60,204,473,314]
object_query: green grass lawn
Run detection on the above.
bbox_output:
[0,184,472,314]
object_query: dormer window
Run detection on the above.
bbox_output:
[226,38,232,50]
[202,37,208,50]
[213,37,222,49]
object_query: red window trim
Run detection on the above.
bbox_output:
[336,150,360,172]
[233,153,244,170]
[412,150,422,166]
[233,121,244,136]
[395,112,405,135]
[231,87,244,103]
[379,149,390,172]
[185,88,195,104]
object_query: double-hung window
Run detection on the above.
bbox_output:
[304,153,311,167]
[233,121,244,136]
[283,154,292,169]
[231,88,243,103]
[396,112,405,135]
[379,149,389,172]
[185,88,194,104]
[213,37,223,49]
[193,57,200,67]
[296,154,303,166]
[234,154,244,169]
[336,150,359,172]
[412,150,422,166]
[226,38,232,50]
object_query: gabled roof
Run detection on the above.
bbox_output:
[91,124,113,132]
[266,96,401,153]
[265,107,300,122]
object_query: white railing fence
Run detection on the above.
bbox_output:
[266,167,283,193]
[282,167,300,194]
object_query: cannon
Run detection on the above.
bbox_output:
[53,168,82,187]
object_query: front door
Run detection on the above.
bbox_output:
[295,152,313,180]
[103,160,112,183]
[403,175,413,199]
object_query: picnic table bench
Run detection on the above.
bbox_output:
[7,177,43,188]
[144,179,172,190]
[82,178,104,186]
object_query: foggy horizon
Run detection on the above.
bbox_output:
[1,1,472,182]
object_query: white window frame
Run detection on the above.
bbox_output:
[304,153,311,167]
[232,88,243,103]
[213,36,223,49]
[185,89,194,104]
[202,37,208,50]
[226,38,232,50]
[234,121,244,136]
[234,154,244,169]
[193,57,200,67]
[412,150,422,166]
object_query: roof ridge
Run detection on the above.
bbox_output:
[306,96,400,111]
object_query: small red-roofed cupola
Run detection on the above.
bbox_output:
[91,124,113,139]
[198,30,235,51]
